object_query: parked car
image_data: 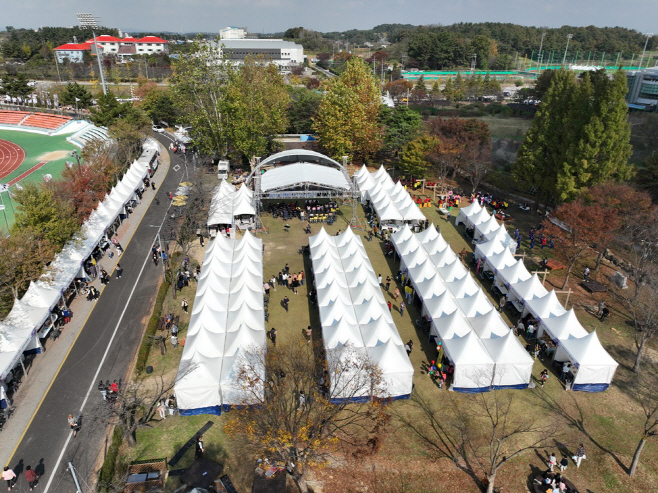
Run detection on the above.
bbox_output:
[152,125,165,133]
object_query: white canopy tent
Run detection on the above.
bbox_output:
[175,232,266,415]
[509,274,549,304]
[310,228,412,400]
[442,332,495,392]
[494,260,531,293]
[482,330,534,389]
[553,331,618,392]
[455,200,482,226]
[260,163,351,192]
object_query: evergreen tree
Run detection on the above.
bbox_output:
[430,80,442,100]
[60,82,93,109]
[514,69,633,204]
[399,135,439,177]
[313,57,382,160]
[442,78,455,102]
[383,105,423,156]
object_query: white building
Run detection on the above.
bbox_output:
[80,35,169,58]
[220,26,248,40]
[212,39,304,70]
[627,67,658,112]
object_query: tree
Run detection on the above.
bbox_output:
[0,229,56,299]
[464,153,493,194]
[399,135,439,177]
[140,88,178,125]
[626,284,658,374]
[48,163,109,223]
[313,57,383,161]
[108,108,151,166]
[442,77,455,102]
[541,199,615,289]
[395,388,559,493]
[514,69,633,205]
[171,40,230,156]
[382,105,423,156]
[59,82,93,109]
[223,56,289,163]
[384,79,412,102]
[637,154,658,200]
[223,342,389,493]
[629,380,658,476]
[429,117,491,179]
[287,87,322,134]
[12,184,78,249]
[0,73,33,99]
[412,74,427,101]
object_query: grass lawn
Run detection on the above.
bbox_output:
[476,115,533,141]
[119,177,658,493]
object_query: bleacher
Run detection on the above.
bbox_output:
[67,124,110,147]
[0,110,30,125]
[21,113,72,131]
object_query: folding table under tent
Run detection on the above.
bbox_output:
[552,331,618,392]
[442,331,495,392]
[481,330,534,389]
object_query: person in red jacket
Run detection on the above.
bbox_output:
[24,466,38,491]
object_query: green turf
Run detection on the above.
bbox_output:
[0,130,78,234]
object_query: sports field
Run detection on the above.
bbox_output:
[0,129,78,234]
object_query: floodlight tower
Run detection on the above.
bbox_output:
[562,34,573,67]
[77,13,107,95]
[537,31,547,68]
[639,33,654,70]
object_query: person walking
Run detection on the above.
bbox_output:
[195,435,204,459]
[548,452,557,472]
[116,263,123,279]
[498,295,506,313]
[394,287,400,301]
[68,413,80,437]
[305,326,312,343]
[378,274,382,286]
[181,298,188,313]
[284,263,290,275]
[597,300,605,316]
[387,301,392,312]
[385,276,391,292]
[283,296,290,312]
[559,456,568,472]
[540,369,548,388]
[404,340,412,356]
[24,466,38,491]
[171,334,178,349]
[300,271,305,286]
[269,328,277,346]
[399,301,405,316]
[2,466,16,491]
[574,444,586,468]
[270,276,277,291]
[157,400,167,420]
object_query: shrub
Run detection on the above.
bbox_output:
[135,280,169,375]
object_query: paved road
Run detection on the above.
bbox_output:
[6,135,189,493]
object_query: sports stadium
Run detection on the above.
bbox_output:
[0,110,109,233]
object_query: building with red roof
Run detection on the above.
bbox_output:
[54,34,168,62]
[54,43,92,63]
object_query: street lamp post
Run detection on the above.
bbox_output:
[639,33,654,70]
[562,34,573,67]
[538,31,547,68]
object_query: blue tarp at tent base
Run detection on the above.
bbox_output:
[453,386,491,394]
[572,383,610,392]
[179,405,222,416]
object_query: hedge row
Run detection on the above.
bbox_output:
[135,280,169,374]
[98,426,123,491]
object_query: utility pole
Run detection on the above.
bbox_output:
[639,33,654,70]
[562,34,573,67]
[77,13,107,95]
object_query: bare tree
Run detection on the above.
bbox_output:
[464,155,493,195]
[629,380,658,476]
[395,385,560,493]
[223,342,390,493]
[625,282,658,373]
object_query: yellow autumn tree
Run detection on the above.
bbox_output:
[313,57,383,161]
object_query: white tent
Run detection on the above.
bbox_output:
[175,232,265,415]
[457,291,494,317]
[483,249,517,274]
[466,208,491,229]
[416,274,447,301]
[509,274,549,304]
[432,310,472,340]
[362,168,426,224]
[367,340,415,398]
[455,200,482,226]
[469,311,511,339]
[438,259,468,282]
[539,308,589,341]
[482,225,517,254]
[522,288,565,321]
[442,331,495,392]
[474,238,505,261]
[446,274,480,298]
[482,330,534,389]
[424,291,458,319]
[554,331,618,392]
[474,215,500,240]
[494,260,531,293]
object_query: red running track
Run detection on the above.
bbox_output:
[0,139,26,181]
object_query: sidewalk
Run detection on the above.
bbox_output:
[0,141,171,468]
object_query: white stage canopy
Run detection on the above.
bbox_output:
[260,163,351,192]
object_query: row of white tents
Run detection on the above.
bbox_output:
[468,213,618,391]
[309,228,414,401]
[175,231,266,415]
[207,180,256,229]
[391,224,534,392]
[354,165,426,226]
[0,139,160,391]
[457,201,517,252]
